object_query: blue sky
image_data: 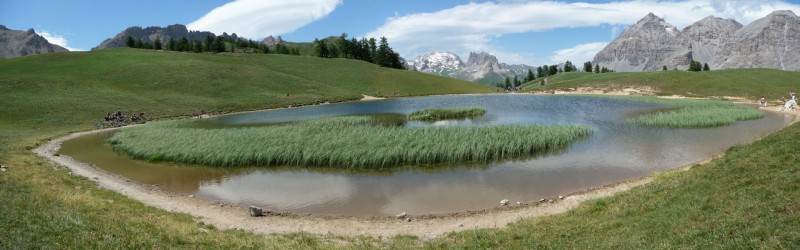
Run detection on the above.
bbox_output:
[2,0,800,66]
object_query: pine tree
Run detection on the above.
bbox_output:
[313,38,329,57]
[564,61,574,72]
[154,38,162,50]
[549,65,558,76]
[166,38,175,51]
[526,69,535,82]
[504,76,511,89]
[662,65,668,71]
[134,39,143,49]
[338,33,350,58]
[703,63,710,71]
[126,36,136,48]
[193,40,202,53]
[583,61,593,73]
[594,64,600,74]
[215,36,226,53]
[177,37,189,52]
[537,66,545,77]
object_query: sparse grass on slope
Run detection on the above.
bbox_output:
[522,70,800,99]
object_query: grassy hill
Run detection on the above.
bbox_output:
[522,69,800,99]
[2,50,800,248]
[0,49,492,134]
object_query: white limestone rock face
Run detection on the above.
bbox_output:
[712,10,800,71]
[593,13,683,72]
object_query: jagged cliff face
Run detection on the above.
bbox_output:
[464,52,505,81]
[595,10,800,72]
[712,10,800,71]
[593,13,682,72]
[677,16,742,68]
[93,24,221,50]
[0,25,68,58]
[407,51,534,84]
[262,35,284,46]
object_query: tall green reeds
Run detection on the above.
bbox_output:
[408,107,487,121]
[606,96,764,128]
[108,116,592,168]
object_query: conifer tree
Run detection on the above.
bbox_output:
[703,63,710,71]
[583,61,593,72]
[594,64,600,74]
[126,36,136,48]
[526,69,535,82]
[154,38,162,50]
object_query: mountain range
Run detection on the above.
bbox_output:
[407,51,535,85]
[0,25,67,58]
[594,10,800,72]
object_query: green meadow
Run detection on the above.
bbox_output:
[2,49,800,248]
[522,69,800,100]
[407,107,487,121]
[108,116,591,168]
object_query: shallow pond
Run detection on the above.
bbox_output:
[59,95,794,216]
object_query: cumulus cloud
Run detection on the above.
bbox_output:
[366,0,800,64]
[36,30,84,51]
[550,42,609,65]
[187,0,342,39]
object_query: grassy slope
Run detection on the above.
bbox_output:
[0,49,490,249]
[522,69,800,99]
[2,50,800,248]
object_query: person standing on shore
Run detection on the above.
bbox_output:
[759,96,767,107]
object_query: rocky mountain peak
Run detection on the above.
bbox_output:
[631,12,679,36]
[466,52,499,67]
[593,13,683,71]
[595,10,800,72]
[93,24,218,50]
[262,35,284,46]
[0,25,68,58]
[712,9,800,71]
[408,51,464,73]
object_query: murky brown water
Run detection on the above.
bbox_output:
[59,95,794,216]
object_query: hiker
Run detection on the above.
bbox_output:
[759,96,767,107]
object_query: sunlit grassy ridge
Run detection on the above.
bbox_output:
[610,96,764,127]
[522,69,800,99]
[108,116,592,168]
[407,107,487,121]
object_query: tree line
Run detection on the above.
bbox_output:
[312,33,405,69]
[125,35,300,55]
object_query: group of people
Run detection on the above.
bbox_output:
[761,91,797,111]
[97,111,147,128]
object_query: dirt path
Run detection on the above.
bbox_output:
[33,93,799,239]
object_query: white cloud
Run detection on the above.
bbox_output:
[550,42,609,65]
[187,0,342,39]
[36,30,84,51]
[366,0,800,65]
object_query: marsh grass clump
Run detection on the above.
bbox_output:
[408,107,487,121]
[108,116,592,168]
[606,96,764,128]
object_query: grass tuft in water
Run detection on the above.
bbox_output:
[606,96,764,128]
[407,107,487,121]
[108,116,592,168]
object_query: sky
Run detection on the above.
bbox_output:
[2,0,800,66]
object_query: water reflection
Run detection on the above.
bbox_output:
[59,95,794,216]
